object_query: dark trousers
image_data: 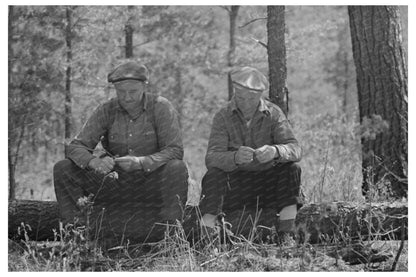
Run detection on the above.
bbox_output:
[53,159,188,239]
[199,162,303,216]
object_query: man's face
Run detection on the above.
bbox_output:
[234,84,262,116]
[114,80,145,112]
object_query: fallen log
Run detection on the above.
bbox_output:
[8,200,407,243]
[294,201,408,243]
[9,200,60,241]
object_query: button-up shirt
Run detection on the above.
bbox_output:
[66,93,183,173]
[205,97,302,172]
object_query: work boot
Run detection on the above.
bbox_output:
[215,212,234,244]
[181,205,200,244]
[198,212,235,249]
[275,218,297,246]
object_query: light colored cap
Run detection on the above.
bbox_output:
[231,66,269,92]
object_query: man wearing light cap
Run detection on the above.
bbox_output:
[53,61,188,241]
[198,66,303,241]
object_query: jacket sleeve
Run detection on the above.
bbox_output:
[66,104,110,169]
[140,98,184,172]
[272,109,302,163]
[205,111,238,172]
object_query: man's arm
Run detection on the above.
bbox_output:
[272,109,302,163]
[66,104,110,169]
[139,97,184,172]
[205,112,239,172]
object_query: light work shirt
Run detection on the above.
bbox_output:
[205,97,302,172]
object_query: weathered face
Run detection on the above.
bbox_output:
[233,84,262,117]
[114,80,145,112]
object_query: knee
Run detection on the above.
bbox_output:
[201,168,228,191]
[165,159,186,172]
[53,159,75,176]
[280,162,301,174]
[202,168,226,183]
[162,160,187,178]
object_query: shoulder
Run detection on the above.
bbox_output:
[210,106,231,125]
[149,94,177,115]
[150,93,173,109]
[154,95,173,107]
[91,98,118,115]
[263,99,287,121]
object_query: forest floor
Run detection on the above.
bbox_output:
[8,230,408,272]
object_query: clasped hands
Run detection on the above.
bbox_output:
[88,155,145,174]
[235,145,279,165]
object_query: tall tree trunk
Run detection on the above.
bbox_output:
[175,67,183,125]
[337,22,351,121]
[8,142,16,201]
[8,5,16,200]
[267,6,288,115]
[9,114,27,201]
[227,6,240,100]
[64,7,73,140]
[125,5,134,58]
[342,49,349,120]
[348,6,407,199]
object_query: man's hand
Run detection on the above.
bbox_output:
[235,146,255,165]
[114,156,145,172]
[88,156,115,175]
[254,145,278,163]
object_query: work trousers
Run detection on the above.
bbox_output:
[53,159,188,241]
[199,162,303,216]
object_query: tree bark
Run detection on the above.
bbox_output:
[64,6,73,140]
[8,6,16,201]
[125,5,134,58]
[8,142,16,201]
[9,200,60,241]
[348,6,408,199]
[175,67,183,124]
[267,6,288,115]
[9,200,407,244]
[227,6,240,100]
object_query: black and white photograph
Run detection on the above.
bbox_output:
[6,2,410,272]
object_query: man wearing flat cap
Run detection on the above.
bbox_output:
[53,61,188,240]
[198,66,303,241]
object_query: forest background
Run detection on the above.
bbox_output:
[7,5,408,205]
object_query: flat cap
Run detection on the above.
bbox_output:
[231,66,269,92]
[108,61,149,83]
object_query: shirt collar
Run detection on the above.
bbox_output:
[258,98,271,115]
[228,97,271,116]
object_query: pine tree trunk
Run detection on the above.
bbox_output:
[125,6,134,58]
[267,5,288,115]
[175,67,183,125]
[8,6,16,201]
[64,7,73,140]
[227,6,240,100]
[348,6,408,199]
[8,142,16,201]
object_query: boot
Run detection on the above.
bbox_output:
[275,218,296,246]
[181,205,200,244]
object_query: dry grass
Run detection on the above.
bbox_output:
[8,211,408,272]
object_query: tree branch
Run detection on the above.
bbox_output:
[250,37,267,49]
[220,6,231,13]
[239,17,267,28]
[117,39,155,49]
[391,218,406,271]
